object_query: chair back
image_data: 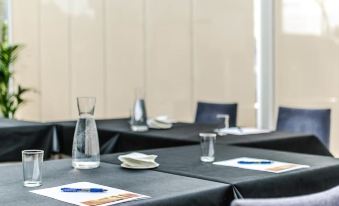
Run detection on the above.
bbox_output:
[276,107,331,147]
[231,185,339,206]
[195,102,237,127]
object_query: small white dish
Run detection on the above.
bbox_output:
[121,162,159,169]
[147,119,173,130]
[155,115,177,124]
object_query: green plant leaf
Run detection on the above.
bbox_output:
[0,22,30,118]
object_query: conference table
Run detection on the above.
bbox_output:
[0,159,232,206]
[1,117,330,162]
[55,118,331,156]
[0,118,331,159]
[54,119,211,156]
[102,144,339,199]
[0,118,56,161]
[2,144,338,205]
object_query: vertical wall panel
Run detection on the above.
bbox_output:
[11,0,41,121]
[145,0,192,121]
[193,0,255,126]
[40,0,70,121]
[275,0,339,155]
[104,0,144,118]
[70,0,105,118]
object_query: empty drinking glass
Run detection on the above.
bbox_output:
[22,150,44,187]
[213,114,231,137]
[214,114,230,132]
[200,133,216,162]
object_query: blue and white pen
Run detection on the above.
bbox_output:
[238,160,273,165]
[61,188,108,193]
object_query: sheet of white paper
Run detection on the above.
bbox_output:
[218,127,271,135]
[30,182,150,206]
[213,157,310,173]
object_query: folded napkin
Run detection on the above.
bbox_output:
[118,152,159,168]
[147,119,173,129]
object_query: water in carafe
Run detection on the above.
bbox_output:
[72,97,100,169]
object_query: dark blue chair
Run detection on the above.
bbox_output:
[195,102,237,127]
[231,185,339,206]
[276,106,331,147]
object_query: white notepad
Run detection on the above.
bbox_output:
[30,182,150,206]
[213,157,310,173]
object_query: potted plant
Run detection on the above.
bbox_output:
[0,22,31,118]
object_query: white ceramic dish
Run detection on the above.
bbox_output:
[147,119,173,130]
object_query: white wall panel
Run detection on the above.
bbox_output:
[193,0,256,126]
[145,0,192,121]
[11,0,41,121]
[40,0,70,121]
[104,0,144,118]
[69,0,105,118]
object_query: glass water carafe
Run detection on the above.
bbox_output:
[72,97,100,169]
[130,89,148,132]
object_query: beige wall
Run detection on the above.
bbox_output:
[275,0,339,155]
[11,0,256,126]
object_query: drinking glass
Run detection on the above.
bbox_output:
[22,150,44,187]
[199,133,216,162]
[214,114,230,133]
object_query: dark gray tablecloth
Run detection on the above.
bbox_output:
[0,118,55,161]
[96,119,214,141]
[217,132,332,156]
[55,119,210,156]
[101,145,339,198]
[55,121,123,156]
[0,159,232,206]
[0,117,330,162]
[55,118,332,156]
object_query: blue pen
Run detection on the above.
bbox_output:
[238,160,273,164]
[61,188,108,193]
